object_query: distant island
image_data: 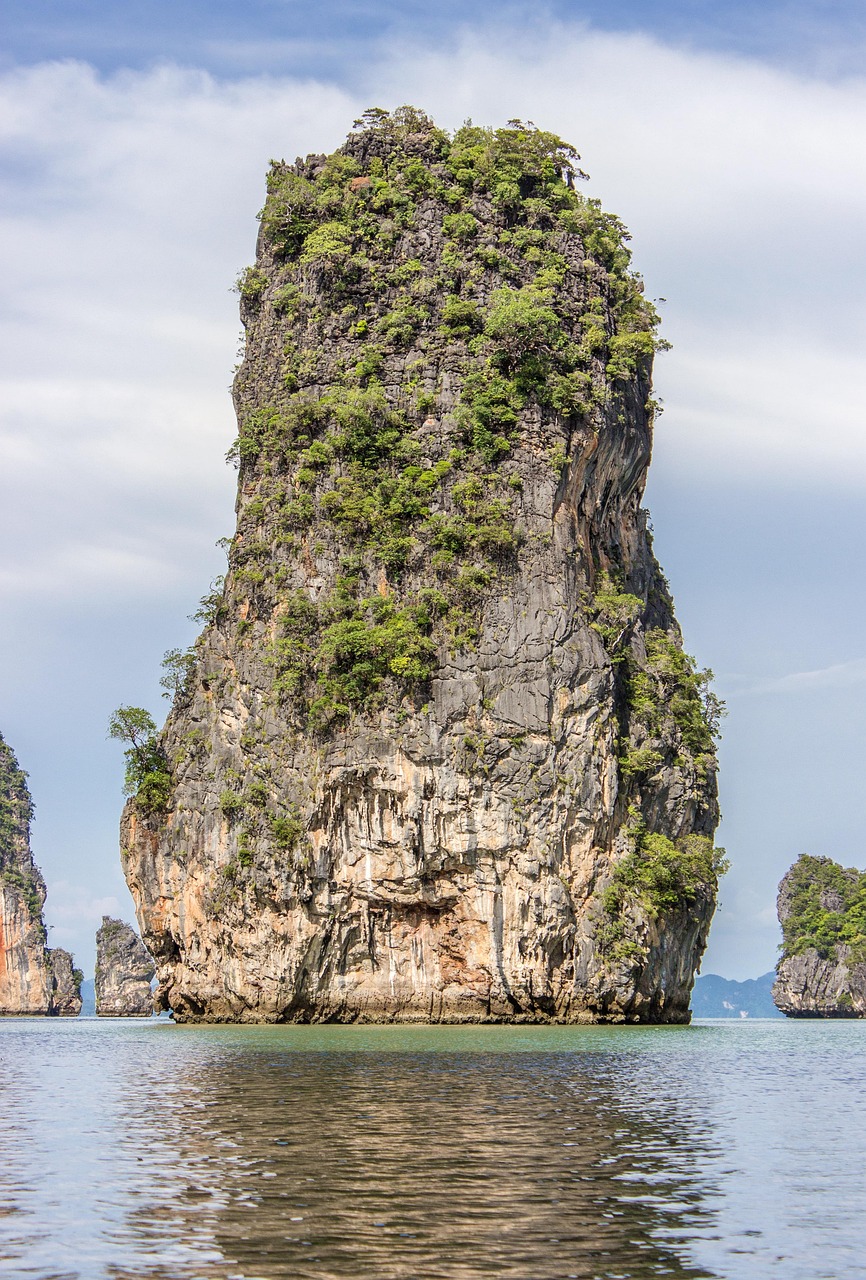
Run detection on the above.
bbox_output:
[773,854,866,1016]
[79,978,95,1016]
[0,728,82,1017]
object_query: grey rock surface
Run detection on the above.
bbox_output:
[773,857,866,1016]
[773,948,866,1017]
[46,948,83,1017]
[95,916,155,1017]
[0,729,52,1015]
[121,112,722,1024]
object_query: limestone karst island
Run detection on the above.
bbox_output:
[0,731,82,1017]
[2,110,862,1028]
[773,854,866,1016]
[112,108,728,1025]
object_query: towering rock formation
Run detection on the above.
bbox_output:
[122,109,724,1024]
[47,948,83,1017]
[773,855,866,1017]
[0,730,84,1016]
[95,916,155,1016]
[0,730,52,1014]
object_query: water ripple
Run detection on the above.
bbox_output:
[0,1019,863,1278]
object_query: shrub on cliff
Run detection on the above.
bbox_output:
[779,854,866,961]
[598,828,728,964]
[108,707,171,813]
[0,729,33,854]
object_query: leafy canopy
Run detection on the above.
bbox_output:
[107,706,171,812]
[0,729,33,857]
[780,854,866,961]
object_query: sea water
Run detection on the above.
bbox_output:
[0,1017,863,1279]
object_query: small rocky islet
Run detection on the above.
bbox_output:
[1,729,155,1018]
[773,854,866,1017]
[94,916,156,1017]
[0,729,82,1016]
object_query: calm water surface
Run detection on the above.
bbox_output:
[0,1018,863,1279]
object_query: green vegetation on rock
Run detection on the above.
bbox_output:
[585,568,724,785]
[779,854,866,962]
[224,106,666,730]
[0,731,46,932]
[598,818,728,964]
[0,729,33,854]
[588,572,643,656]
[108,707,171,813]
[620,627,724,779]
[0,864,44,930]
[159,647,196,702]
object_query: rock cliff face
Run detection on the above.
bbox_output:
[773,855,866,1016]
[0,730,52,1014]
[47,948,83,1017]
[1,730,84,1017]
[122,109,723,1024]
[95,916,155,1016]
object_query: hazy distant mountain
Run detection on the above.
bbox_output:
[692,972,783,1018]
[79,978,95,1017]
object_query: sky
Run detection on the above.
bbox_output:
[2,1,866,980]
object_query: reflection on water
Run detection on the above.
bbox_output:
[0,1020,864,1279]
[131,1043,717,1279]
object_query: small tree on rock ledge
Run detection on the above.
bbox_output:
[107,706,170,812]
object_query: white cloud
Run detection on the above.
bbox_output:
[3,33,865,616]
[43,881,124,963]
[729,656,866,697]
[0,62,361,604]
[46,881,122,928]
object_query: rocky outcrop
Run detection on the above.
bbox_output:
[0,731,85,1016]
[46,948,83,1017]
[95,917,155,1016]
[121,109,723,1024]
[0,891,51,1015]
[773,855,866,1016]
[773,949,866,1016]
[0,730,53,1014]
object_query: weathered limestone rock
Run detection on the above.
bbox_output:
[1,730,85,1017]
[0,888,51,1014]
[95,916,155,1017]
[121,110,723,1024]
[0,730,52,1015]
[773,949,866,1016]
[773,855,866,1016]
[46,948,83,1017]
